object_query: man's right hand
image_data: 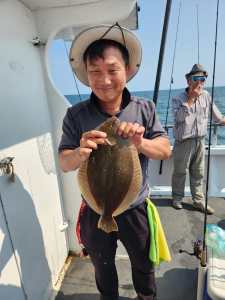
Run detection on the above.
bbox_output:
[187,82,203,106]
[79,130,107,162]
[59,130,107,172]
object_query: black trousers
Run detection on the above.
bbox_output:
[80,202,157,300]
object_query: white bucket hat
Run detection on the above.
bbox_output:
[69,23,142,86]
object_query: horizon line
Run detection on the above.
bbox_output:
[64,85,224,96]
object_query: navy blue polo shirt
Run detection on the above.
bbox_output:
[59,88,167,208]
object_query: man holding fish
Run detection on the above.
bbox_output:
[58,23,171,300]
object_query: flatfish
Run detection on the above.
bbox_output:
[78,116,142,233]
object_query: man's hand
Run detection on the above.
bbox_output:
[79,130,107,161]
[116,121,171,159]
[59,130,107,172]
[187,81,204,106]
[116,121,145,150]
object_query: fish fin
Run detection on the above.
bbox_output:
[97,216,118,233]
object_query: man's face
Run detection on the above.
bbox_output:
[187,73,206,94]
[86,47,129,103]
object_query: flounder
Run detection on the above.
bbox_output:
[78,116,142,233]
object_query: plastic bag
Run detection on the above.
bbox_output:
[206,224,225,258]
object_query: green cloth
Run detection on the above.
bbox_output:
[146,198,171,265]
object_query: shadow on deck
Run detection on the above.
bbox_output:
[56,197,225,300]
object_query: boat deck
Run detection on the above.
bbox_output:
[55,196,225,300]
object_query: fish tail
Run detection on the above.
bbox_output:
[97,216,118,233]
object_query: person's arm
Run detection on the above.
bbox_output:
[117,100,171,160]
[59,130,107,172]
[117,122,171,160]
[137,136,171,160]
[59,148,85,172]
[212,103,225,125]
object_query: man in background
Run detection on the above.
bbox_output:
[171,64,225,214]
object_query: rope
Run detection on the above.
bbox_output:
[99,22,127,49]
[201,0,220,267]
[0,194,28,299]
[63,40,82,102]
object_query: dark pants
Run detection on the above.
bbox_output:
[80,202,157,300]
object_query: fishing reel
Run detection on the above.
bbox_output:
[179,239,203,260]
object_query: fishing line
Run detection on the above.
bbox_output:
[201,0,220,267]
[164,1,181,129]
[196,4,200,64]
[63,40,82,102]
[159,1,181,175]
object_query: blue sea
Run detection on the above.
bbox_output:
[65,86,225,144]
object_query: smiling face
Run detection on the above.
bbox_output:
[86,46,130,106]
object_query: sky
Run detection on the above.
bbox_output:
[49,0,225,95]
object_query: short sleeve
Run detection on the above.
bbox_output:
[58,108,81,152]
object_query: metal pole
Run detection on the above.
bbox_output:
[153,0,172,105]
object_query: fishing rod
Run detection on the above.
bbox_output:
[153,0,172,106]
[201,0,220,267]
[179,0,220,267]
[159,1,181,175]
[163,3,199,134]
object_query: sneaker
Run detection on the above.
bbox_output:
[193,201,214,215]
[172,200,183,209]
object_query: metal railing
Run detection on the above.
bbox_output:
[164,123,224,146]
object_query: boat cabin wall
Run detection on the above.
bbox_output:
[0,1,68,299]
